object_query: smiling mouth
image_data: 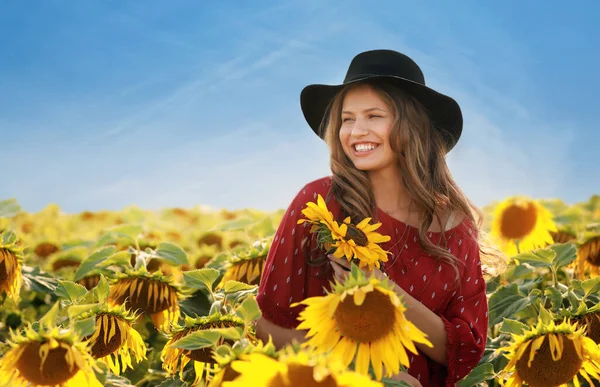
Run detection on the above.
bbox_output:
[353,143,379,152]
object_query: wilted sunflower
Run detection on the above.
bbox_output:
[549,226,578,245]
[496,317,600,387]
[330,216,391,271]
[0,324,103,387]
[207,337,278,387]
[216,238,271,289]
[292,266,432,380]
[573,233,600,278]
[198,231,224,249]
[0,230,24,301]
[107,269,182,332]
[77,303,147,375]
[491,196,558,256]
[161,313,252,386]
[77,272,102,290]
[221,343,383,387]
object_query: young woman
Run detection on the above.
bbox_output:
[255,49,499,387]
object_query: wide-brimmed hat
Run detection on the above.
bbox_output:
[300,49,463,152]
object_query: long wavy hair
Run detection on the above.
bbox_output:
[318,79,505,283]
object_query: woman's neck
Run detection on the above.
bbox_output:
[368,167,414,216]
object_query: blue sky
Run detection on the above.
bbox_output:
[1,1,598,214]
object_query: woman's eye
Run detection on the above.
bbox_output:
[342,117,354,122]
[369,115,381,119]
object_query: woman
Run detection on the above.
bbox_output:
[255,49,499,387]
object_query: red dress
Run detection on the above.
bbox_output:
[256,176,488,387]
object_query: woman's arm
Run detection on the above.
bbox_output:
[255,316,308,350]
[330,258,448,364]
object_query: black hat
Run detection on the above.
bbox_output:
[300,49,463,152]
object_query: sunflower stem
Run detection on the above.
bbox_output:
[551,267,558,288]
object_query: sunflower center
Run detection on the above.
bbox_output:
[177,321,243,364]
[550,230,576,244]
[16,341,80,385]
[51,258,80,271]
[579,313,600,344]
[516,334,582,387]
[89,314,124,358]
[111,277,177,315]
[221,364,240,383]
[266,364,338,387]
[34,242,60,258]
[77,274,101,290]
[499,203,538,240]
[0,249,17,286]
[583,237,600,266]
[334,289,395,342]
[345,224,369,247]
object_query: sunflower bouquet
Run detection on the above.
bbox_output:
[296,194,391,272]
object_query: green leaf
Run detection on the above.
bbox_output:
[39,302,60,330]
[74,246,117,281]
[0,198,22,218]
[55,280,88,302]
[223,281,257,293]
[68,303,101,320]
[380,379,412,387]
[93,275,110,303]
[235,295,261,324]
[211,326,243,341]
[513,248,556,268]
[248,217,276,238]
[21,265,58,293]
[544,287,564,310]
[212,218,255,232]
[579,277,600,298]
[550,242,577,271]
[73,316,96,338]
[169,330,221,350]
[499,319,529,336]
[488,284,531,326]
[183,268,221,291]
[99,250,132,267]
[154,242,189,265]
[104,373,136,387]
[456,363,495,387]
[538,304,554,325]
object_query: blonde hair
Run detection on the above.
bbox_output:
[321,80,506,283]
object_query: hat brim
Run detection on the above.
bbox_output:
[300,75,463,152]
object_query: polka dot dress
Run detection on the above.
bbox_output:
[256,176,488,387]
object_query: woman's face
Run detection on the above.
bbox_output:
[339,84,398,174]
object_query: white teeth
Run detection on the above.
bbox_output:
[354,143,377,152]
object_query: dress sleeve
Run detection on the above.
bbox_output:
[256,184,314,329]
[433,226,489,385]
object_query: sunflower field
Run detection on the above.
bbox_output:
[0,193,600,387]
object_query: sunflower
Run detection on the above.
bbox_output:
[496,317,600,387]
[76,303,148,375]
[0,324,103,387]
[549,226,578,245]
[198,231,224,249]
[0,230,24,302]
[46,245,87,275]
[107,269,183,332]
[34,241,61,259]
[221,343,383,387]
[573,233,600,278]
[216,237,271,289]
[207,336,278,387]
[296,194,343,237]
[330,216,391,271]
[569,311,600,344]
[491,196,558,256]
[161,313,252,386]
[77,272,102,290]
[291,265,432,380]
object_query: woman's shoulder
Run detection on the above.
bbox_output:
[290,175,336,205]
